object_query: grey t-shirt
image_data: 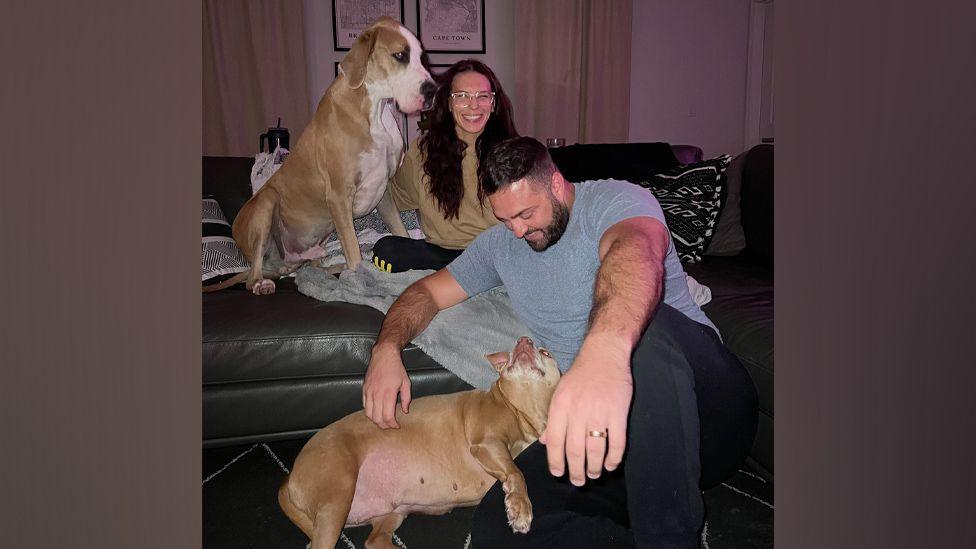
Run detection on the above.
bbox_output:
[446,179,715,371]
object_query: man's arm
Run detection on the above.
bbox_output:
[363,268,468,428]
[540,216,668,486]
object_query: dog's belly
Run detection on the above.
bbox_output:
[272,213,333,264]
[345,443,493,526]
[351,158,394,218]
[282,245,327,264]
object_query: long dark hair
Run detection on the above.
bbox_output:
[419,59,518,220]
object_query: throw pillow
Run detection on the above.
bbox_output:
[348,208,421,236]
[317,209,426,269]
[636,155,731,263]
[704,149,748,256]
[202,198,249,282]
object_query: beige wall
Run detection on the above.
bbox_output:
[300,0,757,158]
[628,0,753,158]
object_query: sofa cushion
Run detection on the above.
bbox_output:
[683,255,772,420]
[203,277,443,384]
[705,149,748,256]
[204,367,472,446]
[203,276,474,445]
[740,144,773,267]
[202,198,249,283]
[636,155,731,263]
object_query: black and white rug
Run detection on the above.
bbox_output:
[203,439,772,548]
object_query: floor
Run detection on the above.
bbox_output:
[203,439,773,548]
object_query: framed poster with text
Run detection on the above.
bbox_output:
[332,0,404,51]
[416,0,485,53]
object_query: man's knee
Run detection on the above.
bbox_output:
[634,305,723,373]
[643,304,712,343]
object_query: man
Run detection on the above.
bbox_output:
[363,137,757,547]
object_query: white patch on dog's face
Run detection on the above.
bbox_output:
[500,337,561,387]
[365,25,433,115]
[490,337,561,435]
[391,26,432,114]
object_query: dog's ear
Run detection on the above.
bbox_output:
[340,26,379,89]
[485,352,510,373]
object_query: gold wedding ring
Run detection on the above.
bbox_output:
[587,430,608,438]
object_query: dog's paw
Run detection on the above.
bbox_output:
[504,492,532,534]
[251,279,276,295]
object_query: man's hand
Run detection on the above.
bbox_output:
[363,343,412,429]
[539,341,633,486]
[360,269,469,429]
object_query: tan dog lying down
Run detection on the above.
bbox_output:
[278,337,561,548]
[203,17,435,295]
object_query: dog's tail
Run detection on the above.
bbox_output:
[201,271,248,293]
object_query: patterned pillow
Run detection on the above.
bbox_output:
[635,155,731,263]
[347,208,421,235]
[202,198,249,282]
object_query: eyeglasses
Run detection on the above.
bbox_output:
[450,91,495,108]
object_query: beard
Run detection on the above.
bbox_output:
[526,197,570,252]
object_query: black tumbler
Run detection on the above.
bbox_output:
[260,118,290,152]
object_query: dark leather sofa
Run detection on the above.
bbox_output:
[683,143,774,478]
[202,142,774,478]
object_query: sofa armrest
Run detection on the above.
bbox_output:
[739,144,773,267]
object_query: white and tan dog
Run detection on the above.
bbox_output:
[278,336,561,548]
[204,17,435,294]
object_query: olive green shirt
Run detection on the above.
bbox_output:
[390,138,499,250]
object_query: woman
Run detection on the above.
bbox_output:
[371,59,518,272]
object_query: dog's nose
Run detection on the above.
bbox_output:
[516,336,533,347]
[420,80,437,110]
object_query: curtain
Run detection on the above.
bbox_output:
[514,0,633,144]
[203,0,311,157]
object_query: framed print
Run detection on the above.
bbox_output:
[332,0,404,51]
[416,0,486,53]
